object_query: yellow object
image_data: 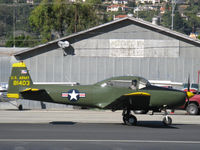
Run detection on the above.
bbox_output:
[187,91,195,98]
[124,92,151,96]
[31,88,39,91]
[22,88,39,92]
[7,93,19,99]
[12,62,26,68]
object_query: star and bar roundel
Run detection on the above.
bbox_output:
[62,89,86,102]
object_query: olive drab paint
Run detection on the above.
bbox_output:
[7,62,33,99]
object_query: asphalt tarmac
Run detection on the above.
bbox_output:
[0,110,200,150]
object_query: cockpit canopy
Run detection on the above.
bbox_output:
[98,76,151,90]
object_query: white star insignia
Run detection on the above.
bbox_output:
[69,90,79,101]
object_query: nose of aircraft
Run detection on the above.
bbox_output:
[169,90,191,107]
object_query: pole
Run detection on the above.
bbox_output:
[137,3,139,18]
[171,0,176,30]
[74,3,77,33]
[13,1,16,47]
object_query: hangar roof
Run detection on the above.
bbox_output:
[14,17,200,60]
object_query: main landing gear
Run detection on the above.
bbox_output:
[18,104,23,111]
[122,109,137,126]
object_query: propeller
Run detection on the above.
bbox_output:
[187,74,190,92]
[186,74,194,100]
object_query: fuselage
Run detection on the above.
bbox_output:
[23,83,186,110]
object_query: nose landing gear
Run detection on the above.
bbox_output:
[162,108,172,126]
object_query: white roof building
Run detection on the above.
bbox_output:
[136,0,160,4]
[112,0,128,5]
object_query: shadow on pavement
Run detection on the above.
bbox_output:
[134,121,179,129]
[49,121,77,125]
[49,121,179,129]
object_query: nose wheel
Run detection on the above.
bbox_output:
[122,110,137,126]
[162,116,172,125]
[162,108,172,126]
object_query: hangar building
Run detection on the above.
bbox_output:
[1,17,200,109]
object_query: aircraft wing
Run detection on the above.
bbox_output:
[20,88,53,102]
[105,92,151,111]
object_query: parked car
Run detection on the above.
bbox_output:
[182,83,199,93]
[179,93,200,115]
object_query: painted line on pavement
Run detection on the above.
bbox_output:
[0,139,200,144]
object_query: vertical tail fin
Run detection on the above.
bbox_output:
[7,62,33,99]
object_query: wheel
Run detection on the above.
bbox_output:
[18,105,23,110]
[18,104,23,111]
[162,116,172,126]
[134,110,148,114]
[186,103,199,115]
[123,116,127,125]
[124,115,137,126]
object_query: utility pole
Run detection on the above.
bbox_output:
[171,0,176,30]
[137,3,139,18]
[74,3,78,33]
[13,1,16,48]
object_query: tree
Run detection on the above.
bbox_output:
[86,0,101,4]
[173,11,184,32]
[5,34,38,47]
[184,2,200,33]
[29,0,55,42]
[29,0,102,43]
[161,11,171,29]
[136,10,159,22]
[34,0,43,3]
[52,0,71,37]
[0,4,13,36]
[0,0,13,3]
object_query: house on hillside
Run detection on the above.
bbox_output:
[107,5,128,12]
[136,0,160,4]
[114,15,128,20]
[26,0,34,4]
[112,0,128,5]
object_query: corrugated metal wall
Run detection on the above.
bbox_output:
[0,56,11,82]
[23,54,200,85]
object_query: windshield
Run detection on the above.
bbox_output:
[183,83,188,89]
[192,84,198,89]
[183,83,198,89]
[100,77,150,90]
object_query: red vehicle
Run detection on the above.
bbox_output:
[179,83,200,115]
[179,94,200,115]
[182,83,198,93]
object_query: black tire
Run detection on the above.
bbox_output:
[123,116,127,125]
[186,103,199,115]
[134,110,148,114]
[125,115,137,126]
[18,104,23,111]
[162,116,172,126]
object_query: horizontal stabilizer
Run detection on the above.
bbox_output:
[22,88,39,92]
[20,89,53,102]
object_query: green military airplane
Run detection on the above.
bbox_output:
[7,62,194,126]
